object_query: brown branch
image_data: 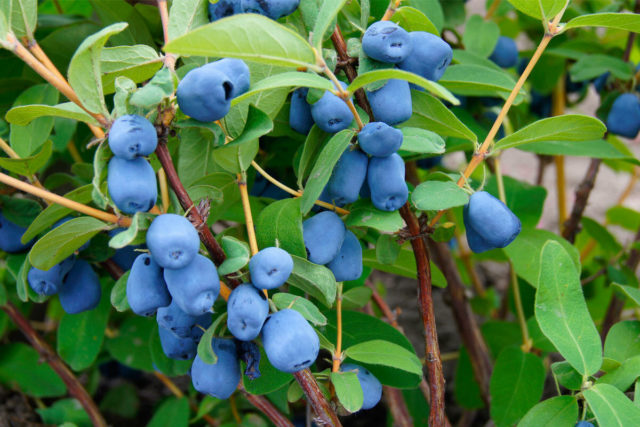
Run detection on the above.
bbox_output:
[154,131,241,287]
[1,303,107,427]
[240,386,294,427]
[330,27,374,119]
[294,369,342,426]
[383,387,413,427]
[427,239,492,406]
[601,225,640,339]
[398,204,445,426]
[562,158,602,243]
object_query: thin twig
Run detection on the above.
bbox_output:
[0,137,48,196]
[383,387,413,427]
[294,369,342,426]
[399,204,445,426]
[153,372,219,426]
[485,0,502,20]
[156,0,176,71]
[237,173,260,256]
[552,74,567,227]
[1,303,107,427]
[332,282,344,372]
[240,384,294,427]
[381,0,402,21]
[561,158,602,243]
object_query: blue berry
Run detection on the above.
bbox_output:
[146,214,200,270]
[177,65,234,122]
[107,157,157,215]
[0,212,33,253]
[310,81,354,133]
[249,247,294,290]
[607,93,640,138]
[108,115,157,160]
[261,309,319,373]
[158,324,197,360]
[290,88,314,134]
[58,260,101,314]
[324,148,368,206]
[341,363,382,410]
[358,122,403,157]
[489,36,519,68]
[303,211,346,264]
[27,256,75,296]
[164,254,220,316]
[127,254,171,317]
[227,283,269,341]
[398,31,452,82]
[191,338,240,398]
[367,153,408,211]
[362,21,412,64]
[366,79,412,125]
[326,231,363,282]
[463,191,521,253]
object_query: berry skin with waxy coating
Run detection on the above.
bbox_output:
[146,214,200,270]
[261,309,319,373]
[606,93,640,138]
[164,254,220,316]
[398,31,452,82]
[28,256,75,296]
[489,36,519,68]
[126,254,171,317]
[157,299,203,338]
[108,114,158,160]
[191,338,241,399]
[303,211,346,264]
[207,58,250,99]
[310,81,354,133]
[357,122,403,157]
[327,230,363,282]
[324,148,368,206]
[158,324,197,360]
[289,88,314,134]
[208,0,241,21]
[107,157,157,215]
[190,313,213,342]
[0,212,33,253]
[367,153,408,212]
[240,0,300,20]
[341,363,383,410]
[58,260,101,314]
[176,65,234,122]
[463,191,521,253]
[362,21,412,64]
[249,247,294,290]
[226,283,269,341]
[366,79,412,125]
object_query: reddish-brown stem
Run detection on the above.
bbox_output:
[240,385,294,427]
[601,225,640,339]
[154,140,241,287]
[383,387,413,427]
[294,369,342,426]
[427,239,492,406]
[1,302,107,427]
[398,204,445,426]
[562,158,602,243]
[330,26,374,119]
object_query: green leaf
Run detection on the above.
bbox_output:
[272,293,327,326]
[105,316,154,371]
[164,14,319,71]
[243,345,292,395]
[342,286,373,309]
[214,139,259,174]
[6,102,101,127]
[506,0,565,20]
[176,124,223,188]
[101,45,163,94]
[613,284,640,309]
[490,347,546,427]
[147,397,190,427]
[217,236,250,276]
[0,140,52,178]
[376,234,400,265]
[581,217,621,256]
[0,0,37,38]
[311,0,348,51]
[68,22,128,115]
[232,72,333,106]
[564,13,640,33]
[129,67,174,109]
[300,129,354,214]
[535,241,602,376]
[551,361,584,390]
[504,228,580,287]
[402,90,477,142]
[518,139,637,163]
[325,310,420,388]
[607,206,640,232]
[37,399,91,427]
[517,396,579,427]
[57,283,110,371]
[399,127,445,154]
[167,0,208,40]
[439,64,523,100]
[463,15,500,58]
[226,105,273,147]
[331,371,364,413]
[604,321,640,363]
[0,343,66,397]
[583,384,640,427]
[494,115,607,151]
[297,125,330,188]
[348,69,458,105]
[108,212,152,248]
[9,84,59,157]
[0,195,42,228]
[196,322,218,365]
[345,199,404,232]
[598,355,640,392]
[569,54,635,82]
[411,180,469,211]
[287,255,337,306]
[29,217,108,270]
[21,185,93,243]
[110,270,130,312]
[344,339,423,376]
[256,198,306,258]
[362,248,448,288]
[391,6,439,35]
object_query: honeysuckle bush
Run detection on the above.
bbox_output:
[1,0,640,426]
